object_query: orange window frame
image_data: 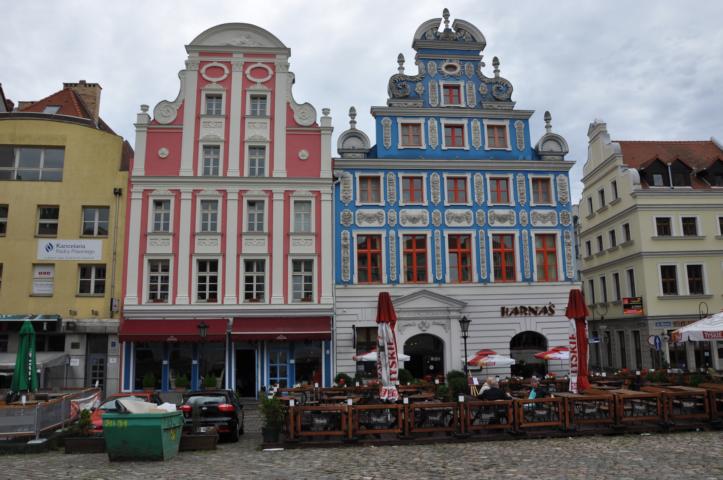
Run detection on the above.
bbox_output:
[400,123,422,147]
[448,234,472,283]
[487,124,508,148]
[532,178,552,204]
[359,176,380,203]
[490,177,510,204]
[403,234,427,283]
[535,234,558,282]
[356,235,382,284]
[444,125,464,147]
[443,84,461,104]
[446,177,467,203]
[492,234,516,282]
[403,176,424,203]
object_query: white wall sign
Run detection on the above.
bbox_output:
[32,264,54,295]
[69,358,80,367]
[37,239,102,260]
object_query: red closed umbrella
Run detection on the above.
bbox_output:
[565,289,591,392]
[376,292,400,402]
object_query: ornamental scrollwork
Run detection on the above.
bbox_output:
[434,231,442,281]
[466,81,477,108]
[516,174,527,206]
[429,80,439,107]
[399,210,429,227]
[559,210,572,226]
[475,210,486,227]
[355,209,385,227]
[444,210,473,227]
[341,231,351,282]
[471,120,482,149]
[428,119,439,149]
[522,230,531,279]
[389,231,397,282]
[340,173,353,205]
[473,173,484,205]
[388,71,425,99]
[514,120,525,151]
[382,118,392,149]
[519,210,529,227]
[430,173,441,205]
[388,210,398,227]
[556,175,570,205]
[564,230,574,279]
[427,61,437,77]
[464,62,474,79]
[479,231,487,280]
[531,210,558,226]
[488,209,516,226]
[340,209,353,227]
[432,209,442,227]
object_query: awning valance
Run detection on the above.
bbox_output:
[0,314,61,322]
[231,316,331,341]
[0,352,67,370]
[119,319,227,342]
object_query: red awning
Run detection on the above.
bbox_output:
[231,316,331,341]
[119,319,227,342]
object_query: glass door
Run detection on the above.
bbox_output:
[268,349,289,388]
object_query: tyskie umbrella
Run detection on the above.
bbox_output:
[375,292,400,402]
[354,349,410,362]
[11,320,39,393]
[565,289,591,393]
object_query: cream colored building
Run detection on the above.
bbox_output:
[0,82,130,394]
[579,120,723,372]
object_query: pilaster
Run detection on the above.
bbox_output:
[224,189,240,304]
[227,58,244,176]
[179,59,200,176]
[272,56,289,177]
[124,188,143,305]
[176,189,193,304]
[320,190,333,304]
[270,190,285,304]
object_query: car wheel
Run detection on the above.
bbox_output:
[228,422,240,442]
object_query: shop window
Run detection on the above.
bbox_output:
[205,94,223,115]
[0,204,8,235]
[152,200,171,233]
[489,177,510,204]
[358,175,381,204]
[444,124,465,148]
[246,200,265,232]
[78,264,106,295]
[400,123,422,147]
[199,343,225,389]
[448,234,472,283]
[268,349,288,388]
[492,234,515,282]
[293,200,312,233]
[199,200,218,233]
[169,343,193,389]
[660,265,678,295]
[446,176,468,204]
[681,217,698,236]
[36,334,65,352]
[196,259,219,303]
[32,264,54,296]
[243,259,265,302]
[147,260,170,303]
[0,146,64,181]
[37,206,59,236]
[403,234,427,283]
[81,207,109,236]
[532,178,552,204]
[247,146,266,177]
[292,259,314,302]
[486,124,508,149]
[356,234,382,284]
[249,94,268,117]
[202,145,220,176]
[686,264,704,295]
[294,342,322,386]
[355,327,378,378]
[134,342,162,389]
[535,234,558,282]
[655,217,672,236]
[402,176,424,204]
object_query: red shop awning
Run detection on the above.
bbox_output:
[119,319,227,343]
[231,316,331,341]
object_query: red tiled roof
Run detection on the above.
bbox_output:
[19,88,93,119]
[616,140,723,189]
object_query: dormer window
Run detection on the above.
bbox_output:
[652,173,665,186]
[442,84,462,106]
[43,106,61,114]
[672,171,690,187]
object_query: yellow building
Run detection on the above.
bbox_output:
[0,81,131,394]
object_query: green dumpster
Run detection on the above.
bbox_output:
[103,411,184,461]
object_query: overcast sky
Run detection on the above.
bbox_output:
[3,0,723,201]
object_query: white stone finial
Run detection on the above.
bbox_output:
[442,8,450,30]
[397,53,405,74]
[544,111,552,133]
[348,106,357,129]
[140,104,149,113]
[493,57,500,78]
[322,108,330,117]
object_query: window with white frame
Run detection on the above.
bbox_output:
[403,234,428,283]
[681,217,698,236]
[445,176,468,204]
[152,200,171,232]
[199,200,218,233]
[686,264,704,295]
[609,229,617,248]
[623,223,631,242]
[598,188,606,208]
[400,122,423,147]
[626,268,636,297]
[488,176,511,205]
[147,260,169,302]
[205,94,223,115]
[448,234,473,283]
[356,234,383,284]
[611,180,619,200]
[291,259,314,302]
[249,94,268,117]
[531,177,553,205]
[492,233,516,282]
[293,200,312,233]
[82,207,109,236]
[32,264,54,295]
[37,206,59,236]
[585,240,592,257]
[441,84,462,106]
[246,200,264,232]
[655,217,672,236]
[243,259,265,302]
[660,265,678,295]
[202,145,220,176]
[587,278,596,304]
[612,272,621,301]
[600,276,608,303]
[247,146,266,177]
[78,264,106,295]
[443,123,465,148]
[358,175,382,204]
[485,122,509,149]
[0,204,7,235]
[0,146,64,181]
[196,259,219,303]
[401,175,425,205]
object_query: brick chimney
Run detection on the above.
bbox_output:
[63,80,102,121]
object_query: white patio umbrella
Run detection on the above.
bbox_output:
[472,354,516,368]
[672,312,723,342]
[353,350,410,362]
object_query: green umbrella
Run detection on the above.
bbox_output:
[11,320,39,392]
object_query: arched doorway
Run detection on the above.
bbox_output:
[403,334,444,379]
[510,331,547,377]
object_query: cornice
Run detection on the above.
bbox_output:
[370,107,534,120]
[123,304,334,318]
[580,249,723,275]
[130,176,333,191]
[333,158,574,172]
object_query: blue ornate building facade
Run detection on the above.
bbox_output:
[333,10,577,379]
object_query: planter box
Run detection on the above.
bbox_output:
[64,435,106,454]
[180,429,219,451]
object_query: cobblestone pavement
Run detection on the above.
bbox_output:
[2,430,722,480]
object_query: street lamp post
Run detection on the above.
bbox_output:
[459,316,471,376]
[198,321,208,388]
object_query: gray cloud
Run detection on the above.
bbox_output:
[2,0,722,202]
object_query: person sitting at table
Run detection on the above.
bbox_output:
[528,377,549,399]
[479,378,510,401]
[478,376,494,395]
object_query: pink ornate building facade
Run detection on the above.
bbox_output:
[120,24,334,394]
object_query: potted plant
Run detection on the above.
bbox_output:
[334,372,352,387]
[64,409,106,454]
[260,395,284,444]
[175,374,189,392]
[142,372,156,391]
[203,374,218,389]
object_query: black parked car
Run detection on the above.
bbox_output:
[181,389,245,441]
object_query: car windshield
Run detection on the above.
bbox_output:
[100,396,145,411]
[186,395,227,406]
